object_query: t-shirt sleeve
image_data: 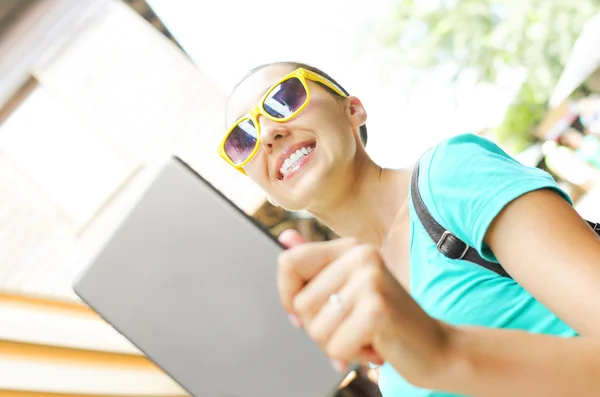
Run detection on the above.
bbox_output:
[426,133,573,262]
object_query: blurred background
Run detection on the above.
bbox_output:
[0,0,599,396]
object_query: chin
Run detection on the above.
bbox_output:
[278,169,332,211]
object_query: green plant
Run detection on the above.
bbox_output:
[379,0,599,151]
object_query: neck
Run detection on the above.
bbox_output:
[309,152,412,247]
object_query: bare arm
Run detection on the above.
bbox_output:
[427,324,600,397]
[484,188,600,335]
[277,187,600,396]
[417,189,600,395]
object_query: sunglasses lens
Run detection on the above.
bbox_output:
[263,77,307,119]
[224,119,258,165]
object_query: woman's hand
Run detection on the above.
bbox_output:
[277,229,452,386]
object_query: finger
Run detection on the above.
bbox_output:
[277,237,357,314]
[304,263,365,346]
[278,229,307,248]
[296,245,383,329]
[303,270,383,367]
[332,348,384,375]
[361,347,384,366]
[292,252,358,324]
[325,296,382,366]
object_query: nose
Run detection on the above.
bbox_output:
[259,116,290,152]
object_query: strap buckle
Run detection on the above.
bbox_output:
[436,231,470,260]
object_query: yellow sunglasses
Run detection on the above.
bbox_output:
[218,67,347,174]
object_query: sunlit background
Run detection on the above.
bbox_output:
[1,0,599,396]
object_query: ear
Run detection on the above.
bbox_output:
[346,96,367,129]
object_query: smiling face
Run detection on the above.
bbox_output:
[225,64,368,211]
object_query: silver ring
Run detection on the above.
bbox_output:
[328,293,345,314]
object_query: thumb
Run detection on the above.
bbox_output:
[278,229,307,248]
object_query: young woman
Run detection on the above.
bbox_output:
[219,61,600,396]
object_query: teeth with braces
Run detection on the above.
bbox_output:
[280,146,313,177]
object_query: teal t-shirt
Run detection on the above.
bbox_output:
[378,134,578,397]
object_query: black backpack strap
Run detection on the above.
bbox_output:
[410,159,600,279]
[410,161,513,278]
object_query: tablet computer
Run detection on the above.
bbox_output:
[73,156,346,397]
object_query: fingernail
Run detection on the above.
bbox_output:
[330,359,346,373]
[288,313,302,328]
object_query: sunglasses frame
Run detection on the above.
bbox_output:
[218,67,348,174]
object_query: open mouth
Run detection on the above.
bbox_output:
[277,141,317,180]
